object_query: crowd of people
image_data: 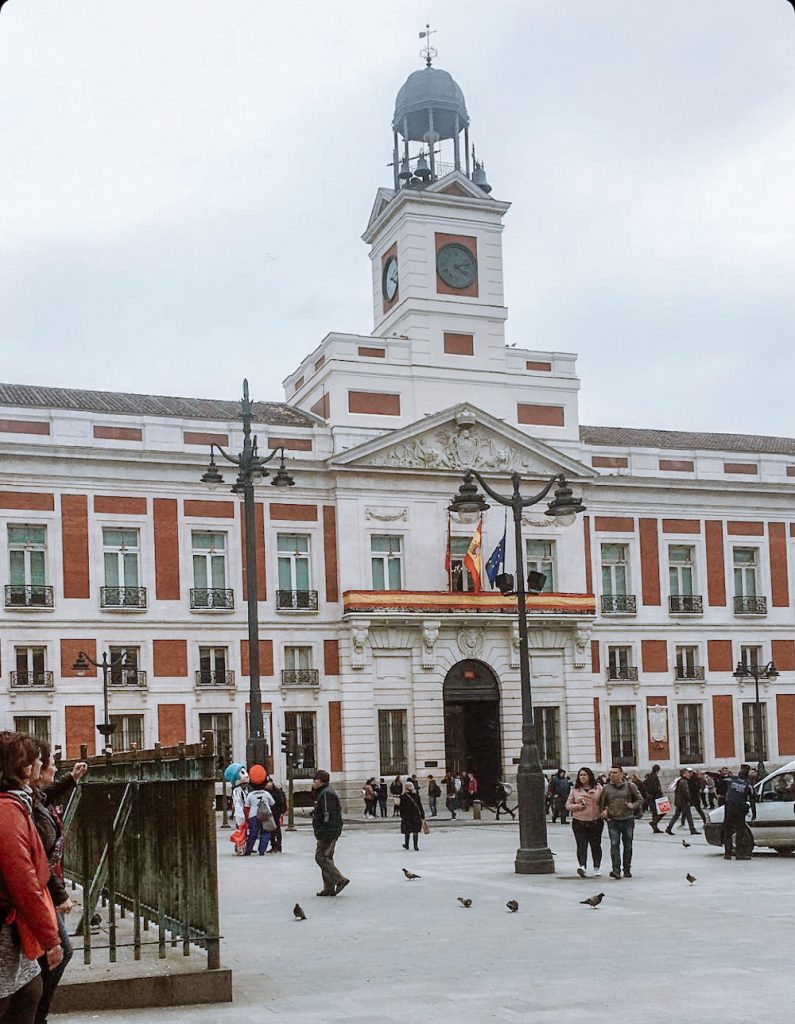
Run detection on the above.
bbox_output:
[224,763,287,857]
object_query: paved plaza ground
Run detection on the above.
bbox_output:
[58,817,792,1024]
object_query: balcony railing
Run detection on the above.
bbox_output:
[343,590,596,616]
[276,590,319,611]
[734,596,767,615]
[606,666,638,682]
[281,669,320,687]
[5,585,54,608]
[100,586,147,609]
[675,665,705,681]
[669,595,703,614]
[195,670,235,688]
[679,748,704,764]
[610,752,637,767]
[190,588,234,610]
[10,671,54,689]
[108,669,147,688]
[601,595,637,615]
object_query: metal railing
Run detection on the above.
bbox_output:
[675,665,705,681]
[734,595,767,615]
[100,586,147,609]
[108,669,147,688]
[4,584,54,608]
[281,668,320,687]
[601,594,637,614]
[606,666,638,682]
[190,588,234,610]
[679,749,704,764]
[195,670,235,688]
[669,595,703,614]
[10,670,54,689]
[276,589,319,611]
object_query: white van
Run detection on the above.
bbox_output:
[705,759,795,855]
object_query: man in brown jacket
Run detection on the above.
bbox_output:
[599,767,643,879]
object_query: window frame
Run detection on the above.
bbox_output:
[370,534,403,591]
[102,527,141,590]
[284,711,317,776]
[8,524,48,588]
[191,531,228,592]
[600,543,629,597]
[533,706,561,769]
[525,539,555,593]
[668,544,696,598]
[378,709,408,775]
[741,702,768,761]
[13,716,51,744]
[676,703,704,764]
[108,714,144,751]
[732,546,759,598]
[609,704,638,766]
[277,533,312,593]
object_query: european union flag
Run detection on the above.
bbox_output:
[485,533,506,588]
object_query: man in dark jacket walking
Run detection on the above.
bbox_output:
[665,768,701,835]
[643,764,664,833]
[723,764,756,860]
[311,769,349,896]
[549,768,572,824]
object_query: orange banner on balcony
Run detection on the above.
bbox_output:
[342,591,596,615]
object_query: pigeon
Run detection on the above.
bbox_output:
[580,893,604,910]
[293,903,306,921]
[506,900,519,913]
[457,897,472,908]
[682,839,691,849]
[686,874,697,886]
[89,913,102,927]
[402,868,421,880]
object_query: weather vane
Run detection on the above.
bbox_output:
[419,23,437,67]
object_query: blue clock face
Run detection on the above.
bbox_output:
[436,243,477,289]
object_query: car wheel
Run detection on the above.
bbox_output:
[772,848,794,856]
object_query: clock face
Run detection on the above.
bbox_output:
[436,243,477,290]
[382,256,398,302]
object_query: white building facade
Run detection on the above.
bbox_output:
[1,59,794,806]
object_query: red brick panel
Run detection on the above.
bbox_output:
[324,506,339,604]
[662,519,701,534]
[240,501,267,601]
[705,521,726,607]
[727,521,764,536]
[93,425,142,441]
[153,498,181,600]
[310,394,329,419]
[153,640,188,677]
[443,333,474,356]
[267,436,313,452]
[0,491,54,511]
[583,516,593,594]
[61,494,90,599]
[61,639,97,677]
[724,463,757,475]
[158,704,187,746]
[591,640,600,675]
[592,456,628,469]
[358,346,386,358]
[771,640,795,671]
[768,522,790,608]
[183,499,235,519]
[646,697,670,761]
[594,516,635,533]
[516,404,565,427]
[183,431,229,446]
[787,466,795,478]
[707,640,734,673]
[293,376,305,391]
[526,360,552,372]
[641,640,668,673]
[712,695,736,759]
[639,519,661,606]
[776,694,795,756]
[94,496,147,515]
[593,698,602,763]
[329,701,344,772]
[348,391,401,416]
[65,706,96,759]
[314,356,325,372]
[0,419,49,435]
[240,640,274,676]
[435,232,479,298]
[268,504,318,522]
[659,459,694,472]
[324,639,340,676]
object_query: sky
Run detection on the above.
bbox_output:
[1,1,794,436]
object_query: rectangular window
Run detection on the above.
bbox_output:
[284,711,317,776]
[378,709,408,775]
[675,645,701,680]
[284,646,312,671]
[192,532,227,591]
[109,714,144,751]
[8,525,47,588]
[742,703,768,761]
[607,646,635,680]
[199,712,233,758]
[609,705,637,766]
[733,547,758,598]
[108,645,140,686]
[277,534,311,592]
[371,535,402,591]
[526,540,554,592]
[198,646,229,685]
[13,716,51,744]
[677,704,704,763]
[449,537,474,592]
[668,545,695,597]
[601,544,628,596]
[533,707,561,769]
[14,646,47,687]
[740,645,762,672]
[102,528,140,589]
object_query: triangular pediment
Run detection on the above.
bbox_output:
[424,170,491,201]
[366,188,397,232]
[332,404,596,479]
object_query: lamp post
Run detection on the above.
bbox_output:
[448,469,585,874]
[72,649,123,752]
[732,659,778,779]
[199,379,295,768]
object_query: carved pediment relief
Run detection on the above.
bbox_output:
[368,425,559,475]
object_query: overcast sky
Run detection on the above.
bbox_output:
[1,1,794,436]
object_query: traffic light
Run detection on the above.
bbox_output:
[225,743,233,765]
[281,730,295,756]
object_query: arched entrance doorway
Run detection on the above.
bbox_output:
[443,660,501,804]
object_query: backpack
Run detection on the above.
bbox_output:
[255,797,276,830]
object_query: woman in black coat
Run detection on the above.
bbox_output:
[398,783,425,851]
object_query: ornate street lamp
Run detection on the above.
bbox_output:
[732,659,778,778]
[72,649,125,752]
[199,379,295,769]
[448,469,586,875]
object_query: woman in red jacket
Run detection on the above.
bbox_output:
[0,732,62,1024]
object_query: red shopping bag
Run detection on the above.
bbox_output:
[230,823,247,846]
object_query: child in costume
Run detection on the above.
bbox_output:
[224,763,250,855]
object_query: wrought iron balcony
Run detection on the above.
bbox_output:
[675,665,705,681]
[100,586,147,609]
[734,595,767,615]
[606,666,639,682]
[281,669,320,687]
[611,752,637,767]
[669,595,703,614]
[679,749,704,764]
[108,668,147,688]
[276,590,319,611]
[10,670,54,689]
[601,594,637,615]
[195,669,235,688]
[190,588,234,610]
[5,585,54,608]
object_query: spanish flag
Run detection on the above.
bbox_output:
[463,518,483,593]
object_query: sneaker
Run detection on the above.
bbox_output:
[723,853,732,860]
[592,869,602,877]
[623,869,632,878]
[690,830,702,835]
[577,867,587,879]
[665,828,674,835]
[335,878,350,895]
[609,870,621,880]
[316,890,336,897]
